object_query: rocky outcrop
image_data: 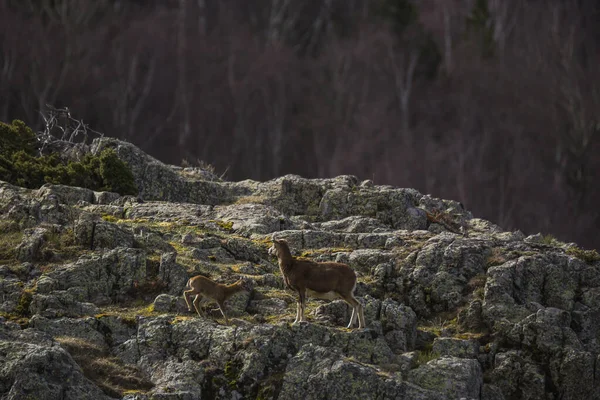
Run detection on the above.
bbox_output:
[1,138,599,399]
[0,323,112,400]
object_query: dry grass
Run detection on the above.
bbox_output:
[96,304,157,321]
[416,349,441,365]
[485,248,507,267]
[233,195,268,205]
[56,336,153,398]
[467,273,487,291]
[299,247,352,257]
[0,221,23,263]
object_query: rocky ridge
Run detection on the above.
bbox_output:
[0,137,599,399]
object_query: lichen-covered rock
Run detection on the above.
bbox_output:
[279,344,445,400]
[549,348,597,400]
[504,308,582,355]
[248,298,288,316]
[0,325,112,400]
[30,291,100,318]
[153,294,188,313]
[158,252,189,296]
[91,137,253,205]
[401,234,491,317]
[0,277,24,314]
[380,299,417,353]
[408,356,483,399]
[146,357,204,400]
[213,203,293,235]
[123,201,212,223]
[317,216,389,233]
[74,214,134,250]
[15,227,47,261]
[29,315,108,348]
[93,189,121,205]
[458,300,484,332]
[37,248,147,305]
[220,237,267,264]
[483,254,582,327]
[3,137,600,400]
[255,174,348,216]
[313,299,352,326]
[37,183,95,205]
[319,186,429,230]
[432,337,479,359]
[347,249,395,274]
[481,384,505,400]
[488,351,546,399]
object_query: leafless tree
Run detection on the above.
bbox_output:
[177,0,192,154]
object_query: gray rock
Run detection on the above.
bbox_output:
[549,348,597,400]
[153,294,188,313]
[28,315,108,348]
[74,215,134,250]
[37,183,95,205]
[402,234,491,316]
[92,137,253,204]
[0,327,112,400]
[93,190,121,205]
[279,344,445,400]
[158,252,189,295]
[16,227,47,262]
[37,248,147,305]
[481,384,505,400]
[318,216,388,233]
[30,292,100,318]
[458,300,484,332]
[319,186,427,230]
[380,299,417,352]
[432,337,479,359]
[489,351,545,400]
[248,298,288,316]
[0,278,25,314]
[408,357,483,399]
[213,203,293,235]
[146,357,204,400]
[314,299,352,326]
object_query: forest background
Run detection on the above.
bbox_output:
[1,0,599,249]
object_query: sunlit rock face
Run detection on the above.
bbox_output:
[0,138,598,399]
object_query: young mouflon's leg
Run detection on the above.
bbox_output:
[192,294,205,317]
[217,301,229,325]
[184,290,194,312]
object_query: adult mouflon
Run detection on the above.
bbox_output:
[268,238,366,329]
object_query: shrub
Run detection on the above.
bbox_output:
[0,120,137,195]
[0,119,36,156]
[97,148,137,194]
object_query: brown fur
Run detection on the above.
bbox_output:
[268,238,366,329]
[183,276,249,325]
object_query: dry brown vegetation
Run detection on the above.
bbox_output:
[56,336,153,398]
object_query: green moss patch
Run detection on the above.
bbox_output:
[566,246,600,264]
